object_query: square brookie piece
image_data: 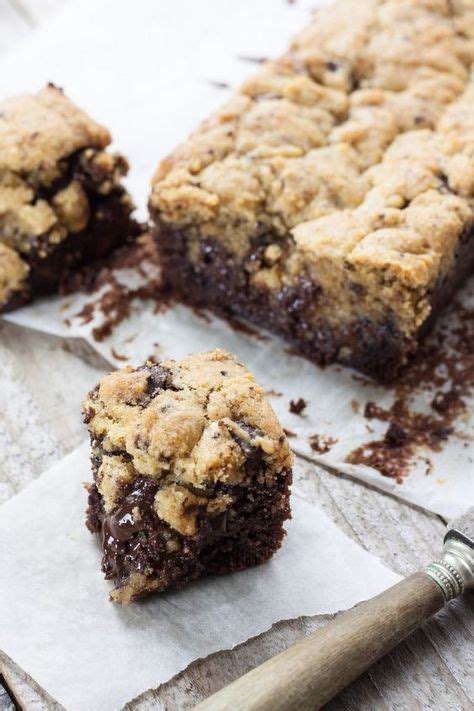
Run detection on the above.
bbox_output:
[149,0,474,381]
[0,84,140,313]
[83,349,293,603]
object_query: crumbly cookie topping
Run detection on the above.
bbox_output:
[0,84,110,178]
[150,0,474,332]
[0,243,29,304]
[83,350,293,523]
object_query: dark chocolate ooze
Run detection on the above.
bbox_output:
[152,219,474,382]
[98,477,160,581]
[87,466,292,600]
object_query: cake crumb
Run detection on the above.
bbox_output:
[289,398,307,415]
[309,434,337,454]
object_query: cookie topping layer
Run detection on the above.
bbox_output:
[84,349,292,515]
[0,84,109,177]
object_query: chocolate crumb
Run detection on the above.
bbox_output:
[289,398,307,415]
[384,422,408,448]
[309,434,337,454]
[283,428,296,438]
[111,348,128,362]
[346,288,474,481]
[431,389,459,414]
[73,232,173,341]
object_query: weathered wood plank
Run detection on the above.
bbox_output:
[1,654,62,710]
[0,322,106,504]
[0,680,14,711]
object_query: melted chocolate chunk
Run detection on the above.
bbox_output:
[231,421,265,477]
[100,477,159,580]
[142,364,173,398]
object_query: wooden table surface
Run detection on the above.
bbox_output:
[0,2,473,709]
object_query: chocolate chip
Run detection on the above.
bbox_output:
[135,364,176,405]
[232,421,264,477]
[83,406,96,424]
[145,364,172,398]
[349,282,366,296]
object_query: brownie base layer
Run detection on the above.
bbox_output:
[87,470,292,602]
[153,222,474,382]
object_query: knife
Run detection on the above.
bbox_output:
[195,507,474,710]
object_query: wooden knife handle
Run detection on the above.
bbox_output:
[195,572,445,711]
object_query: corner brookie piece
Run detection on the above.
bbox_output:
[0,84,139,313]
[83,349,293,603]
[150,0,474,381]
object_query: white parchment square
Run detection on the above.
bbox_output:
[0,443,400,711]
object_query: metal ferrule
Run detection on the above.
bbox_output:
[425,535,474,602]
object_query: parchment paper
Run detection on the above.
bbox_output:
[0,443,400,711]
[1,0,473,517]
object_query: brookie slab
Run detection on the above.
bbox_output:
[150,0,474,381]
[83,349,293,603]
[0,84,139,312]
